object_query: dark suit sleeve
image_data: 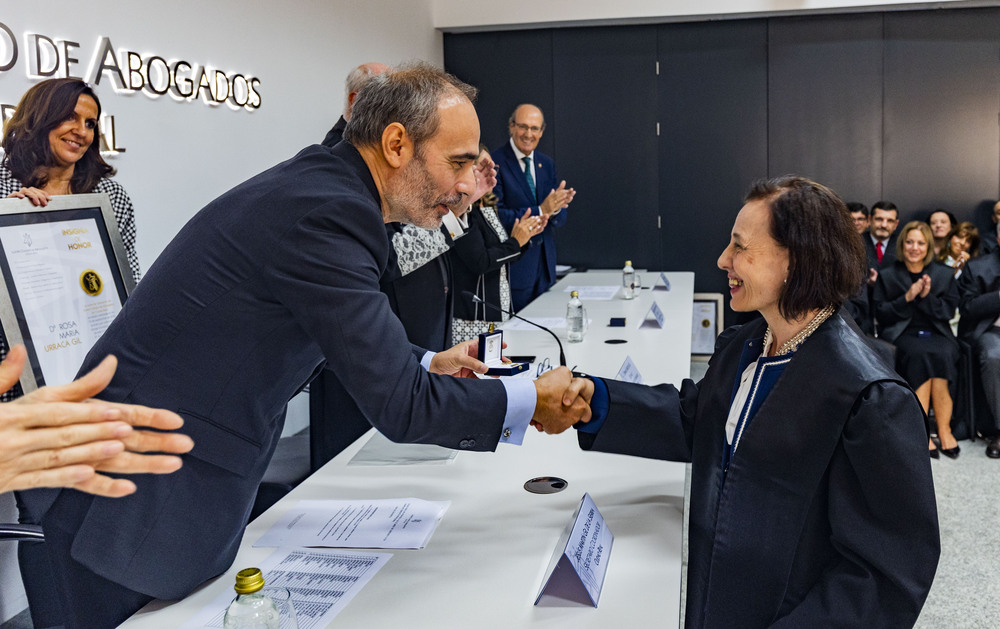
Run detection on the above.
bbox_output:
[576,378,699,462]
[770,381,940,627]
[265,196,509,451]
[451,212,522,275]
[872,268,912,326]
[958,262,1000,324]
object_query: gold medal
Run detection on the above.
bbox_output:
[80,270,103,296]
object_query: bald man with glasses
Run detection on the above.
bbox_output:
[492,104,576,311]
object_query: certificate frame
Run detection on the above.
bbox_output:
[0,193,134,392]
[691,292,724,361]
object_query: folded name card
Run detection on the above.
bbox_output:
[534,493,614,607]
[616,356,644,384]
[639,300,666,329]
[654,272,671,291]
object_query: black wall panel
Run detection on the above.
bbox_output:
[551,26,660,268]
[443,31,555,154]
[657,20,768,302]
[444,6,1000,327]
[883,9,1000,226]
[768,14,884,204]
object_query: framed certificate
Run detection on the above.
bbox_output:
[0,193,135,392]
[691,292,724,361]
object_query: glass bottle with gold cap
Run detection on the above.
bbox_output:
[222,567,280,629]
[566,291,584,342]
[622,260,637,299]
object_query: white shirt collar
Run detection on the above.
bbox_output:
[510,137,533,162]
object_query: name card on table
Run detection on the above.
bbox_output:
[654,272,671,291]
[534,493,614,607]
[616,356,644,384]
[639,300,666,329]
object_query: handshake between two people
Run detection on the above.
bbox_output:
[428,338,596,434]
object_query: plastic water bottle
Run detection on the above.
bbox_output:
[567,290,585,343]
[223,568,280,629]
[622,260,636,300]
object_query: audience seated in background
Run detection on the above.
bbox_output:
[874,221,961,458]
[844,202,873,334]
[847,201,870,235]
[938,221,980,278]
[981,200,1000,256]
[927,209,958,258]
[958,223,1000,459]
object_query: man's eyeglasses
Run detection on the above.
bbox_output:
[513,123,543,134]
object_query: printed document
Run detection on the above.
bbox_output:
[254,498,449,549]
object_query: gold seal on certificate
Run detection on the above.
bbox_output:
[80,269,103,296]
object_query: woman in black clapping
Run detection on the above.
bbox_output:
[451,146,543,342]
[875,220,960,458]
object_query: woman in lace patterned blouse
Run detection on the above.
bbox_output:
[0,78,141,401]
[450,146,543,342]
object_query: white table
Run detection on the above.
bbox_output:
[503,270,694,385]
[122,270,694,628]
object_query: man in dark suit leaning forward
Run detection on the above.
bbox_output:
[492,104,575,311]
[21,64,588,628]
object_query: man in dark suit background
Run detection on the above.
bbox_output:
[22,64,587,629]
[492,104,575,311]
[845,201,873,335]
[864,201,899,335]
[865,201,899,277]
[321,61,390,148]
[958,222,1000,458]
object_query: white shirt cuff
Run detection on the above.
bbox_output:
[498,377,535,446]
[441,211,466,241]
[420,351,434,370]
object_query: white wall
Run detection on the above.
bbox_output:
[0,0,440,621]
[433,0,996,30]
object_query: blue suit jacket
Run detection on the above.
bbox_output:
[491,142,567,309]
[24,142,510,601]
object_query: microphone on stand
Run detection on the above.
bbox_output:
[462,291,567,368]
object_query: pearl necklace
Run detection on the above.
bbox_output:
[764,305,836,357]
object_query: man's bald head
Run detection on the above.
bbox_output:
[343,62,391,120]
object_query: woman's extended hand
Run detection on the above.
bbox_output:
[0,346,193,497]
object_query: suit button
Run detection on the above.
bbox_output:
[459,439,470,448]
[467,439,476,448]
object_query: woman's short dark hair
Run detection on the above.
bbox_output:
[343,62,477,154]
[746,176,865,321]
[927,209,957,229]
[2,78,114,192]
